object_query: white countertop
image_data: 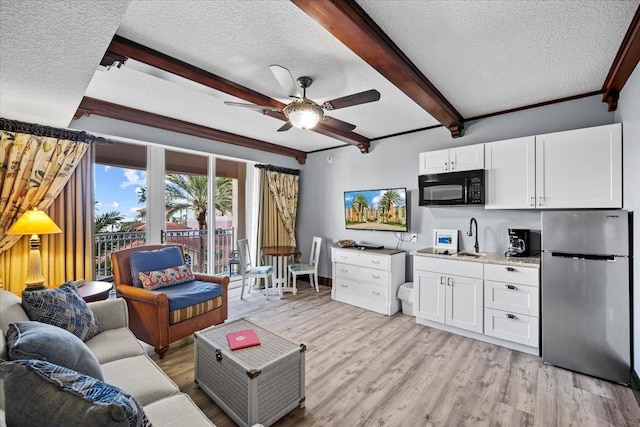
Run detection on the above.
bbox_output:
[411,247,540,268]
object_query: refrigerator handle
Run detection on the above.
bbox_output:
[550,252,616,261]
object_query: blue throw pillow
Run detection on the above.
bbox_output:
[7,321,103,380]
[21,281,101,342]
[130,246,184,288]
[2,359,149,427]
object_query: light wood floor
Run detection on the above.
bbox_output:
[153,283,640,427]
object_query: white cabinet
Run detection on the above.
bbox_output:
[419,144,484,175]
[536,124,622,209]
[483,263,539,348]
[331,247,405,316]
[485,123,622,209]
[414,257,483,333]
[485,136,536,209]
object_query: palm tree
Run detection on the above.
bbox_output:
[215,177,233,216]
[351,194,369,222]
[95,211,124,233]
[380,190,401,223]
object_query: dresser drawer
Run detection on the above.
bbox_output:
[333,249,389,270]
[334,278,388,304]
[334,263,390,286]
[484,281,539,316]
[484,263,538,286]
[484,308,539,347]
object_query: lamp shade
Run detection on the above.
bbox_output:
[284,101,323,130]
[7,208,62,236]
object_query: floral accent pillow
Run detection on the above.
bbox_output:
[138,264,195,290]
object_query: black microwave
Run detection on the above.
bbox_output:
[418,169,485,206]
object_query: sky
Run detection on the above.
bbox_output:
[94,165,146,222]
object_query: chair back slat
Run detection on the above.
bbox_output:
[237,239,253,273]
[310,236,323,268]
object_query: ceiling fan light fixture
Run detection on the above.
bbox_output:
[284,100,324,130]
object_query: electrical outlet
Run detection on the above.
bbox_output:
[410,234,418,242]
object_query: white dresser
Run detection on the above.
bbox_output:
[331,247,406,316]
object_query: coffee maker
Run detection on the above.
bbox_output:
[506,228,530,257]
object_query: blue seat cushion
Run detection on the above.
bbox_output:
[159,280,223,311]
[130,247,184,288]
[248,266,273,275]
[289,263,314,272]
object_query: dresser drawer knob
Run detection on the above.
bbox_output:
[372,275,381,279]
[504,267,517,272]
[372,260,380,265]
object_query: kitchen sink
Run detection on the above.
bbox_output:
[456,251,487,258]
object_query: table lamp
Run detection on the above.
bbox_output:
[7,207,62,289]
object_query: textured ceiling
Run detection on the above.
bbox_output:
[0,0,638,155]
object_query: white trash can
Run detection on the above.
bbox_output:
[397,282,415,316]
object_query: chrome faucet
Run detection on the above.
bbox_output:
[467,217,479,253]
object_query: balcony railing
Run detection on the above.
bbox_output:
[95,227,235,280]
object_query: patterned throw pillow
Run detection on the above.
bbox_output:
[138,264,195,290]
[2,359,150,427]
[21,281,101,342]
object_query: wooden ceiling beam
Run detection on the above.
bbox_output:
[102,35,370,151]
[292,0,464,137]
[75,97,308,164]
[602,4,640,112]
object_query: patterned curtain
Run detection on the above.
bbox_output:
[0,119,108,293]
[255,165,300,257]
[265,170,299,246]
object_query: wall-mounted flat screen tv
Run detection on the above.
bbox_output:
[344,187,408,232]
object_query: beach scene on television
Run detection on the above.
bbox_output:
[344,188,408,231]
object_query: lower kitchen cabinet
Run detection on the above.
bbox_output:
[414,255,540,355]
[415,257,483,334]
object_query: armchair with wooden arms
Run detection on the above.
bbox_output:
[111,244,229,359]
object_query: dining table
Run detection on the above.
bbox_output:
[261,245,301,295]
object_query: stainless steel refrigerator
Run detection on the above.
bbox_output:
[541,210,631,385]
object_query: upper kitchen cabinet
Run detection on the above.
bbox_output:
[485,123,622,209]
[419,144,484,175]
[485,136,536,209]
[536,123,621,209]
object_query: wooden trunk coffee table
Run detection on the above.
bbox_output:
[194,318,305,427]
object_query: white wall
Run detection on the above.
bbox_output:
[298,94,615,279]
[615,62,640,375]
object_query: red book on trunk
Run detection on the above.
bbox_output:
[226,329,261,350]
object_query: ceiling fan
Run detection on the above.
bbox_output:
[224,65,380,132]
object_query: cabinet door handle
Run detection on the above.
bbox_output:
[440,276,446,285]
[504,267,517,272]
[538,196,544,206]
[505,313,518,320]
[450,161,455,170]
[447,277,453,287]
[505,284,518,290]
[530,196,535,207]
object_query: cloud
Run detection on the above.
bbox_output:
[95,201,103,207]
[104,165,111,173]
[110,202,119,208]
[121,169,146,189]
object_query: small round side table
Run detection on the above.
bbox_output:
[78,281,113,302]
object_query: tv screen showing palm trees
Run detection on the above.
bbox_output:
[344,188,408,232]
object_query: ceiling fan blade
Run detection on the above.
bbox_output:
[277,122,293,132]
[322,116,357,131]
[322,89,380,110]
[269,65,302,98]
[224,101,281,112]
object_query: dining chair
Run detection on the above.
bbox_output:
[288,236,323,293]
[237,239,279,299]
